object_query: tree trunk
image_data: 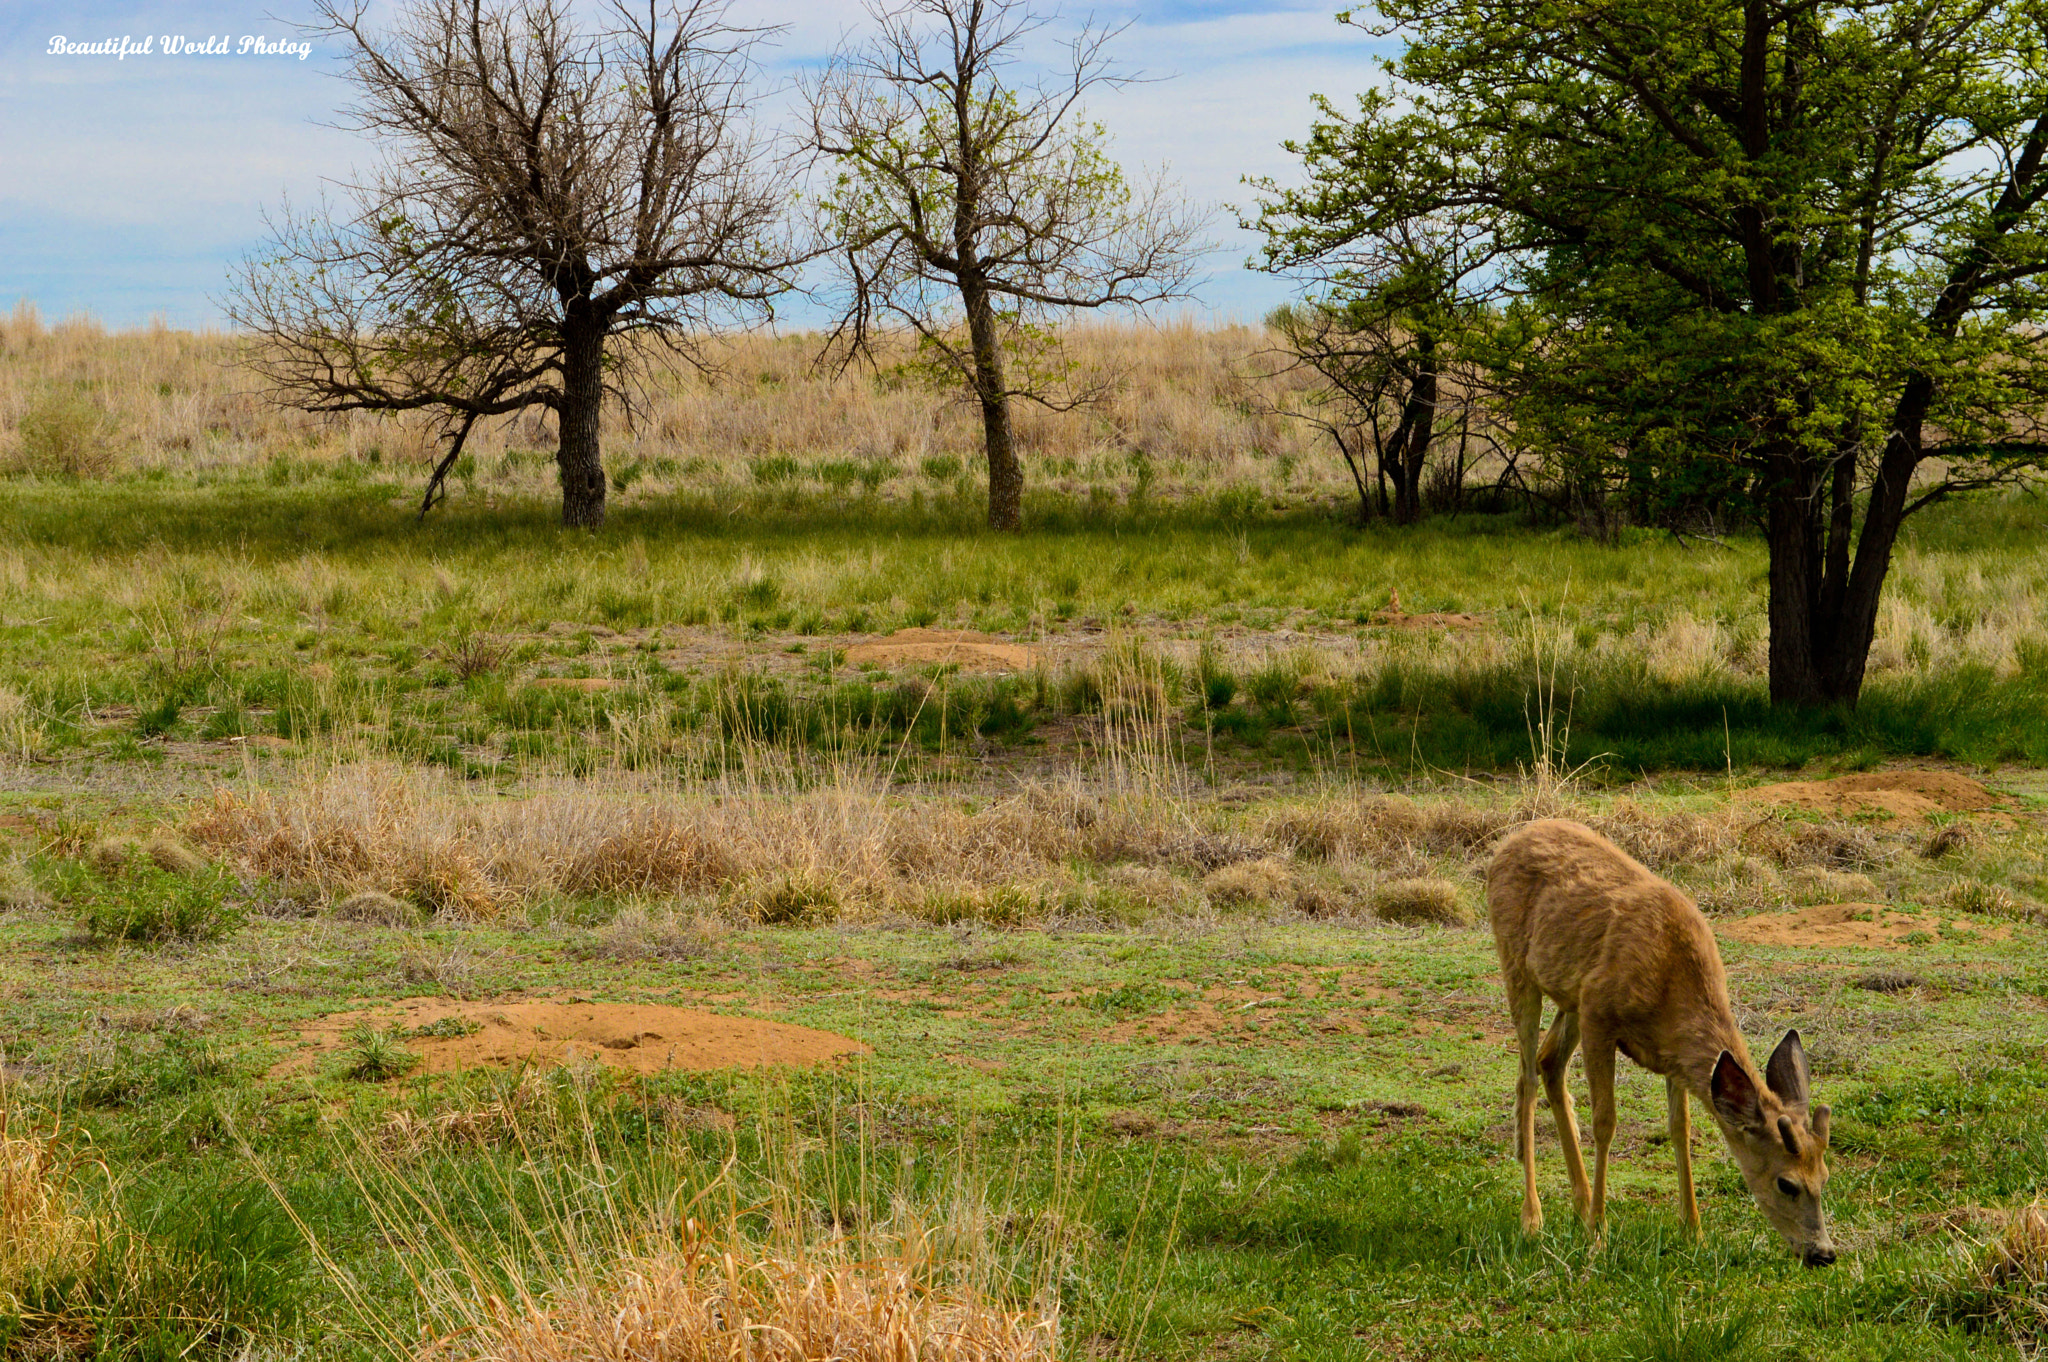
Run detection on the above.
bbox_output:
[1389,337,1438,525]
[1763,456,1828,707]
[1764,383,1931,709]
[961,276,1021,531]
[557,316,607,529]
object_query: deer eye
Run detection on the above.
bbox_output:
[1776,1177,1801,1198]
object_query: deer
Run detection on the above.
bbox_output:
[1488,818,1836,1265]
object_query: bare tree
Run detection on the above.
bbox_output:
[227,0,797,529]
[1257,209,1507,525]
[805,0,1208,531]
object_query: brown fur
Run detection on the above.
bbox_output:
[1488,819,1835,1263]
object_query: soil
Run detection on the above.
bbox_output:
[842,628,1039,674]
[1718,902,2010,950]
[1739,770,2003,821]
[275,996,870,1077]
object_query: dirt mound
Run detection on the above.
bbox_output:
[843,628,1038,674]
[1718,902,2008,950]
[276,997,869,1077]
[1740,770,2000,821]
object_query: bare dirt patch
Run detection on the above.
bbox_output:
[842,628,1038,674]
[1740,770,2002,822]
[1718,902,2010,950]
[275,996,869,1076]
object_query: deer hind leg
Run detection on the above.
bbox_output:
[1508,979,1546,1236]
[1667,1074,1699,1238]
[1580,1029,1618,1241]
[1536,1009,1591,1225]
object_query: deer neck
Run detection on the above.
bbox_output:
[1671,992,1756,1106]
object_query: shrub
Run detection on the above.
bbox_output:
[1370,877,1471,927]
[8,387,118,479]
[70,862,244,944]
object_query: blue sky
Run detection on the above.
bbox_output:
[0,0,1389,331]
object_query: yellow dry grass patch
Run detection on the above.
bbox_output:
[0,1109,101,1333]
[429,1228,1054,1362]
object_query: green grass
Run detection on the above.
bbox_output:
[1,894,2042,1358]
[3,473,2048,1357]
[5,478,2047,779]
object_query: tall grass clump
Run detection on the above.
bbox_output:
[0,1102,301,1356]
[272,1093,1069,1361]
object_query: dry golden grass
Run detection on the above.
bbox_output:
[262,1088,1072,1362]
[174,749,1926,930]
[188,760,1203,923]
[1956,1201,2048,1341]
[1369,878,1470,927]
[0,1105,102,1335]
[0,303,1325,501]
[331,889,420,927]
[428,1231,1057,1362]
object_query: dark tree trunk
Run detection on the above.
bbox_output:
[1763,451,1828,707]
[1384,336,1438,525]
[1763,385,1928,708]
[961,274,1022,531]
[556,314,608,529]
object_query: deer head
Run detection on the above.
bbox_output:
[1710,1030,1835,1266]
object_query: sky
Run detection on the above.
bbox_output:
[0,0,1392,331]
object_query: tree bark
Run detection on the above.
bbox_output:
[556,315,608,529]
[1764,455,1827,708]
[961,275,1022,531]
[1387,336,1438,525]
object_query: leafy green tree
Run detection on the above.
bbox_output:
[805,0,1208,532]
[1260,0,2048,706]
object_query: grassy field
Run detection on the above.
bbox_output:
[3,319,2048,1359]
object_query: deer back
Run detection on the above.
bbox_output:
[1488,819,1742,1081]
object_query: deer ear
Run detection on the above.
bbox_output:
[1765,1029,1811,1108]
[1711,1050,1762,1129]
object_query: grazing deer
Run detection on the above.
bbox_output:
[1488,819,1835,1265]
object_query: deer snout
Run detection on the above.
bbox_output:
[1802,1244,1837,1268]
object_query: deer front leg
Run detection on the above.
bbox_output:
[1510,986,1546,1235]
[1667,1075,1698,1238]
[1581,1032,1617,1242]
[1536,1010,1590,1226]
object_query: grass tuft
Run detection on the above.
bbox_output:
[331,889,420,927]
[344,1025,422,1082]
[1369,877,1471,927]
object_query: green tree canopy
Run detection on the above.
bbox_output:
[1258,0,2048,706]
